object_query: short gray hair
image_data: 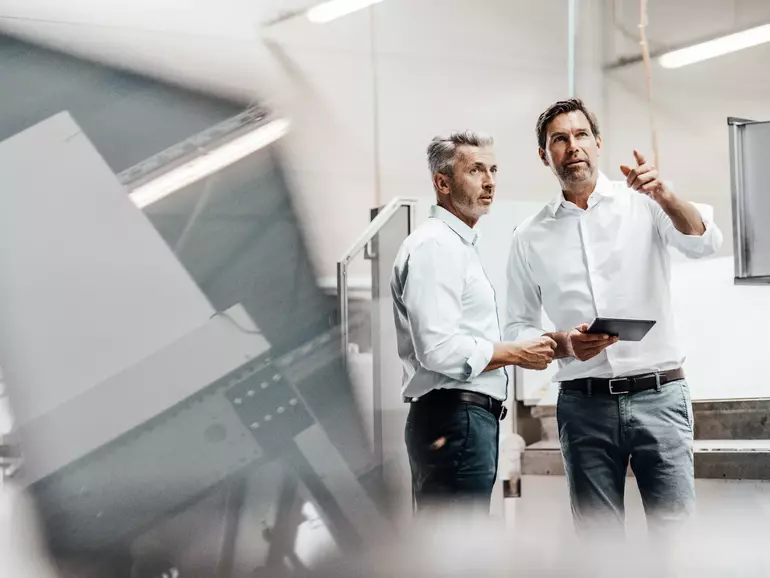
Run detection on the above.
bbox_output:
[426,130,494,177]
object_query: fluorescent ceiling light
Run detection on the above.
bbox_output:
[129,118,290,209]
[659,23,770,69]
[307,0,385,24]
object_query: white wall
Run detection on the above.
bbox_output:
[671,257,770,400]
[602,0,770,258]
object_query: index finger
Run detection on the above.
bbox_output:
[633,149,646,166]
[625,167,639,188]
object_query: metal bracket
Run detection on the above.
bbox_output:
[364,207,381,260]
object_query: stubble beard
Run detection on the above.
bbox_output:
[558,162,594,189]
[449,181,489,222]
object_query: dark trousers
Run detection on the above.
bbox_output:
[557,379,696,536]
[404,394,500,514]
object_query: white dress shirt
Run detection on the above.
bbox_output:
[391,205,508,401]
[504,172,723,382]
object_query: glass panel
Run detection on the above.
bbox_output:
[366,204,413,521]
[342,249,374,453]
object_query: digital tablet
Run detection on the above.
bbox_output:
[586,317,656,341]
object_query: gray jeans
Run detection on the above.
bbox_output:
[557,379,695,536]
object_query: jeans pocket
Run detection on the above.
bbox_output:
[409,405,471,468]
[556,389,584,423]
[678,381,694,432]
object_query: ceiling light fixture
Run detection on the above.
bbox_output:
[129,118,290,209]
[659,23,770,69]
[307,0,386,24]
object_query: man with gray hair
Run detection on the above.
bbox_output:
[391,131,557,513]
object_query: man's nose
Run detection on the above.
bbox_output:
[567,136,580,154]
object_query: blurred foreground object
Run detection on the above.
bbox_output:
[3,484,770,577]
[312,508,770,578]
[0,482,58,578]
[0,112,386,576]
[0,373,22,485]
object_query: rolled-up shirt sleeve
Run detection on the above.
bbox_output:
[504,229,547,342]
[401,238,493,381]
[650,199,723,259]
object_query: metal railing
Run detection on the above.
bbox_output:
[336,198,417,365]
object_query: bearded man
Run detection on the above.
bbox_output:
[390,131,556,513]
[505,99,723,536]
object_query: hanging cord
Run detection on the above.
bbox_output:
[639,0,660,169]
[370,7,382,208]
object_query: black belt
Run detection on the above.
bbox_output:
[560,368,685,395]
[407,389,507,421]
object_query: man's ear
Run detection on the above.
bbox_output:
[433,172,451,196]
[538,148,549,167]
[596,135,602,151]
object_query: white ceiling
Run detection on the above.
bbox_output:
[0,0,358,103]
[0,0,768,105]
[0,1,582,102]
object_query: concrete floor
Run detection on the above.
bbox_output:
[506,475,770,553]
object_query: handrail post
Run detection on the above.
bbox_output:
[337,261,349,367]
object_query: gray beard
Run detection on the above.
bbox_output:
[558,163,592,185]
[450,187,488,222]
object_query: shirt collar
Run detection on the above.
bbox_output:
[429,205,479,245]
[547,171,614,217]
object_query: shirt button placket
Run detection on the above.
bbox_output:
[580,216,601,315]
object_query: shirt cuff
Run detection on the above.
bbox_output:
[672,217,720,257]
[466,338,494,381]
[516,327,548,342]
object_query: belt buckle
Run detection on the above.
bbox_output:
[608,378,629,395]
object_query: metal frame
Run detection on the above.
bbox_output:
[728,117,770,285]
[337,198,417,366]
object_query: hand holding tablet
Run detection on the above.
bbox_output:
[566,317,655,362]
